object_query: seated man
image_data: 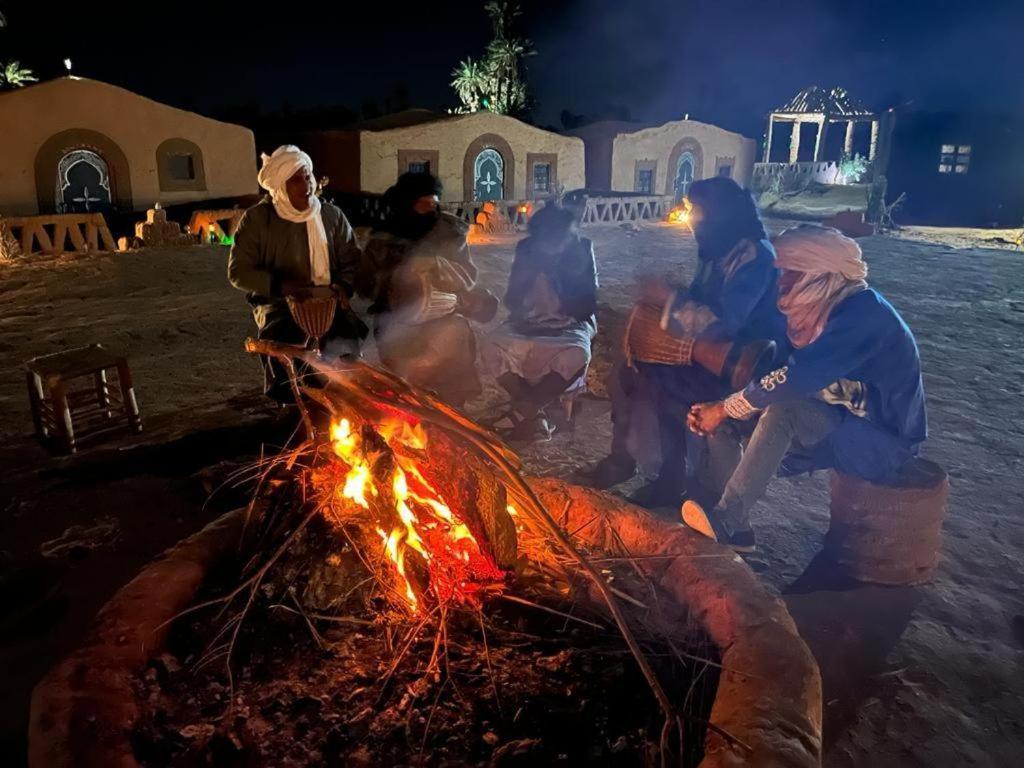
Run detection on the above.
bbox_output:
[591,177,788,508]
[481,203,598,441]
[361,172,496,407]
[684,225,927,552]
[228,145,367,401]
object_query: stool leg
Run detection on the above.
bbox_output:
[95,369,112,419]
[27,371,46,439]
[117,361,143,433]
[51,381,76,453]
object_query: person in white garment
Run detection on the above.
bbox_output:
[228,145,366,401]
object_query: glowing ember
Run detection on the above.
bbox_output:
[319,415,505,613]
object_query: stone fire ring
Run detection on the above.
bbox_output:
[29,478,822,768]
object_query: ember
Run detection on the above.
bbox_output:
[317,413,506,613]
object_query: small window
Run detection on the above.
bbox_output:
[938,143,970,175]
[168,154,195,181]
[407,160,430,174]
[717,165,732,178]
[533,162,551,193]
[636,168,654,194]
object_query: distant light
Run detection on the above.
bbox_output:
[63,58,72,72]
[684,113,689,120]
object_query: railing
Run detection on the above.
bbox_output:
[2,213,117,257]
[577,195,673,225]
[335,193,674,231]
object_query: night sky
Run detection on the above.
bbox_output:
[2,0,1020,137]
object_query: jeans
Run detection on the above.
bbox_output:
[712,399,843,535]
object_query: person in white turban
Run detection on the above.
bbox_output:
[682,225,927,553]
[228,145,366,401]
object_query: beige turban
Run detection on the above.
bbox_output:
[773,225,868,347]
[258,145,330,286]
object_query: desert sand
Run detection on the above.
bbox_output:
[1,221,1022,766]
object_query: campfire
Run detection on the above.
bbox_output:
[125,338,733,765]
[667,200,691,225]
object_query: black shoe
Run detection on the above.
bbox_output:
[680,501,757,553]
[588,454,637,489]
[628,477,685,509]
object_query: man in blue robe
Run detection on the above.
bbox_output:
[683,225,927,552]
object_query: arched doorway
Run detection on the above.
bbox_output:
[56,149,112,213]
[674,151,695,201]
[473,148,504,201]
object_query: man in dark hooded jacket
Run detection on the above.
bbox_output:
[590,177,788,508]
[360,172,497,406]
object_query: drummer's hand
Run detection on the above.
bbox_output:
[280,280,313,299]
[637,274,674,307]
[688,401,727,436]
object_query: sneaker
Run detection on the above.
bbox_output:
[588,454,637,489]
[680,500,757,553]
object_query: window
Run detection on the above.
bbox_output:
[168,154,195,181]
[636,169,654,194]
[717,165,732,179]
[938,143,970,174]
[407,160,430,174]
[533,162,551,193]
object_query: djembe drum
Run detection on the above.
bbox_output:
[287,286,340,351]
[624,301,775,391]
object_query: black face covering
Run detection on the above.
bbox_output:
[687,177,767,261]
[384,171,444,240]
[392,208,440,241]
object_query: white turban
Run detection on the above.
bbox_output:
[773,225,869,348]
[773,224,868,281]
[258,145,330,287]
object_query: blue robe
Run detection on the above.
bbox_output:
[742,288,927,482]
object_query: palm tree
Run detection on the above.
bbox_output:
[485,37,530,114]
[451,57,486,113]
[1,61,38,88]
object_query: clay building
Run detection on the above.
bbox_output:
[565,118,758,198]
[299,110,585,202]
[0,77,257,217]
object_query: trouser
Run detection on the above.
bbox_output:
[712,399,843,535]
[256,311,363,402]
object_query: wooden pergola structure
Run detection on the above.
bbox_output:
[764,86,878,163]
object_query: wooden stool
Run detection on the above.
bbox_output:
[26,344,143,454]
[825,458,948,585]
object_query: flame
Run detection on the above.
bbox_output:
[324,415,504,613]
[667,206,690,224]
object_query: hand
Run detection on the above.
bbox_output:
[636,274,674,307]
[688,401,728,436]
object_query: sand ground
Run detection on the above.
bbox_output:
[1,221,1022,766]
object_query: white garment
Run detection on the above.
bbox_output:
[257,145,331,286]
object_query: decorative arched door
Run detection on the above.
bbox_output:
[56,149,113,213]
[473,148,504,201]
[674,151,695,201]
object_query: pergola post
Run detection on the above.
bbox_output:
[869,120,880,161]
[789,120,801,164]
[764,116,774,162]
[844,120,856,157]
[813,116,829,162]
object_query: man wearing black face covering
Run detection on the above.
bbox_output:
[360,172,498,406]
[589,177,788,508]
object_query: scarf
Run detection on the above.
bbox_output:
[257,145,331,286]
[774,225,869,348]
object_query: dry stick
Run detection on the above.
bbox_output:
[247,341,681,747]
[498,593,605,630]
[476,610,503,717]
